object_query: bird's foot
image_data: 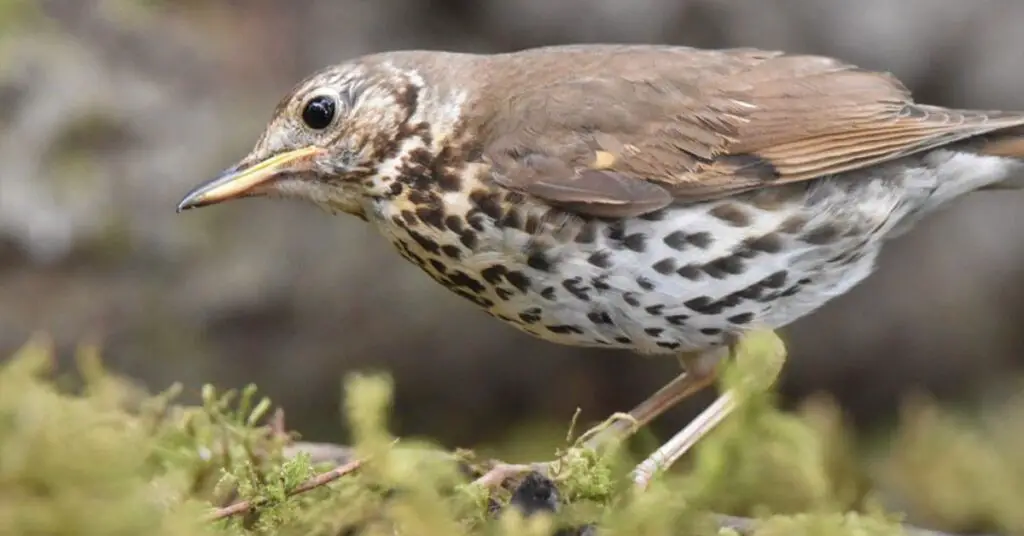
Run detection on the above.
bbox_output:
[473,330,786,492]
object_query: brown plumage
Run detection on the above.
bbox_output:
[175,43,1024,488]
[447,45,1024,217]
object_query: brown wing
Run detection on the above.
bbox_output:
[480,48,1024,218]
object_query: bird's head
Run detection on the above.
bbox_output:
[176,53,466,217]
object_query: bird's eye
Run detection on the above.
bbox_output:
[301,94,337,130]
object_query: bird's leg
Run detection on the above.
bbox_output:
[471,331,785,490]
[471,350,723,489]
[630,330,787,490]
[576,347,726,452]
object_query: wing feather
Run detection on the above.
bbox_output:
[478,47,1024,217]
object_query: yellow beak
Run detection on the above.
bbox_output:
[176,146,324,212]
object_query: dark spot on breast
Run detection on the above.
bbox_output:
[499,207,523,230]
[407,188,439,206]
[700,327,723,336]
[459,231,479,250]
[666,314,689,325]
[467,213,486,232]
[400,210,418,226]
[615,336,633,344]
[387,182,404,197]
[591,277,611,291]
[652,258,677,275]
[687,232,713,249]
[444,215,464,233]
[505,271,531,293]
[435,169,462,192]
[562,277,590,301]
[656,342,681,350]
[587,250,612,268]
[644,327,664,337]
[440,245,461,260]
[481,265,507,285]
[406,229,441,254]
[645,304,665,315]
[623,292,641,307]
[496,287,515,301]
[676,264,702,281]
[727,312,754,324]
[709,203,752,227]
[393,239,427,267]
[428,259,448,274]
[546,324,585,335]
[541,286,556,300]
[415,206,445,229]
[685,296,726,315]
[663,231,688,251]
[636,276,655,291]
[623,233,647,252]
[448,270,486,293]
[780,284,801,298]
[605,221,626,241]
[801,225,841,245]
[744,233,784,253]
[704,255,746,278]
[451,288,494,308]
[587,311,613,324]
[762,271,788,289]
[469,189,503,221]
[736,285,763,300]
[519,308,542,324]
[734,247,758,259]
[798,277,812,285]
[526,251,553,272]
[575,222,599,244]
[779,215,808,234]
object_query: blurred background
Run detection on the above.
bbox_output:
[3,0,1024,453]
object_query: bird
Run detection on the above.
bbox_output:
[176,43,1024,488]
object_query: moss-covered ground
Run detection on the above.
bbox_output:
[3,332,1024,536]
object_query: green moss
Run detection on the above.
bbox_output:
[4,332,1024,535]
[881,394,1024,534]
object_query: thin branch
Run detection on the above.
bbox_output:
[207,458,364,521]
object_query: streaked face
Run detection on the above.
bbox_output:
[176,60,423,216]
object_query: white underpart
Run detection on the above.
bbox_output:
[368,129,1022,355]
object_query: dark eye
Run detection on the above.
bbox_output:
[301,95,336,130]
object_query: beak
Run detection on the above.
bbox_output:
[176,146,325,212]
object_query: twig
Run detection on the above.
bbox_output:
[472,462,542,488]
[207,458,364,521]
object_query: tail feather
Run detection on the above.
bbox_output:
[977,135,1024,159]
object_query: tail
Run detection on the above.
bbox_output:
[973,126,1024,190]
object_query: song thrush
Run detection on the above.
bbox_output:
[176,44,1024,487]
